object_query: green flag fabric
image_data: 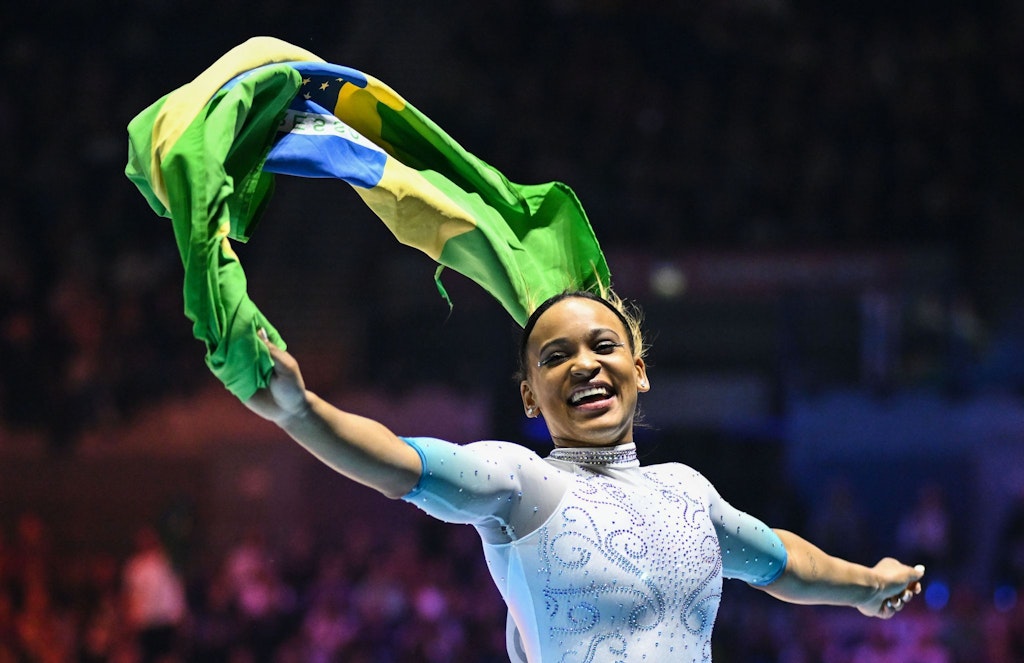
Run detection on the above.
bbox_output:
[126,37,610,400]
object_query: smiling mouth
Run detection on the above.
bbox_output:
[568,385,615,407]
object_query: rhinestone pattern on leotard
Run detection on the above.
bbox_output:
[528,463,723,662]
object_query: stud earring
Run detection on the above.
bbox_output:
[527,407,536,417]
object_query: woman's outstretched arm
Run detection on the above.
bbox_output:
[245,330,422,498]
[758,528,925,618]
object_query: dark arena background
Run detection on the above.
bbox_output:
[2,1,1023,661]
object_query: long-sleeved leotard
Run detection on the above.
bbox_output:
[401,438,786,663]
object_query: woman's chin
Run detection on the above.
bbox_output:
[557,420,633,447]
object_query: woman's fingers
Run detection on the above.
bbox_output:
[257,328,294,373]
[882,585,919,615]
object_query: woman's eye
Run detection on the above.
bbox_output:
[537,352,567,367]
[595,341,624,354]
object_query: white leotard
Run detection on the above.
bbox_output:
[401,438,786,663]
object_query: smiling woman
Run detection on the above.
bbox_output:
[518,293,650,449]
[245,289,927,663]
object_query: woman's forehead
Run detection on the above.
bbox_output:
[529,297,627,342]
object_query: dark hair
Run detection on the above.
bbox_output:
[515,290,645,382]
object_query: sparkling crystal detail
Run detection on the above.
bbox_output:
[548,443,639,467]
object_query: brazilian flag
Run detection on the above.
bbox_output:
[126,37,609,400]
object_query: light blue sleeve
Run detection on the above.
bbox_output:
[400,436,569,543]
[707,483,788,586]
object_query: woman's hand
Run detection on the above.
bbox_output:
[856,559,925,619]
[244,329,310,424]
[762,530,926,619]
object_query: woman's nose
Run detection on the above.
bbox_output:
[570,352,600,378]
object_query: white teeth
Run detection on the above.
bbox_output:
[570,386,610,405]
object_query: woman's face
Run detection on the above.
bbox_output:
[520,297,649,448]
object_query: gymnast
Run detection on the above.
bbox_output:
[244,288,924,663]
[124,37,924,662]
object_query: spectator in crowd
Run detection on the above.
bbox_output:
[122,526,187,662]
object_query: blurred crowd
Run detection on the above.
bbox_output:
[3,487,1024,663]
[0,512,507,663]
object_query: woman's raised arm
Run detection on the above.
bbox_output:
[245,330,423,498]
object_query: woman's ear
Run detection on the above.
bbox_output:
[520,380,539,417]
[636,358,650,393]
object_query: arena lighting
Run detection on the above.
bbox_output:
[924,581,949,611]
[649,262,687,298]
[993,585,1017,613]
